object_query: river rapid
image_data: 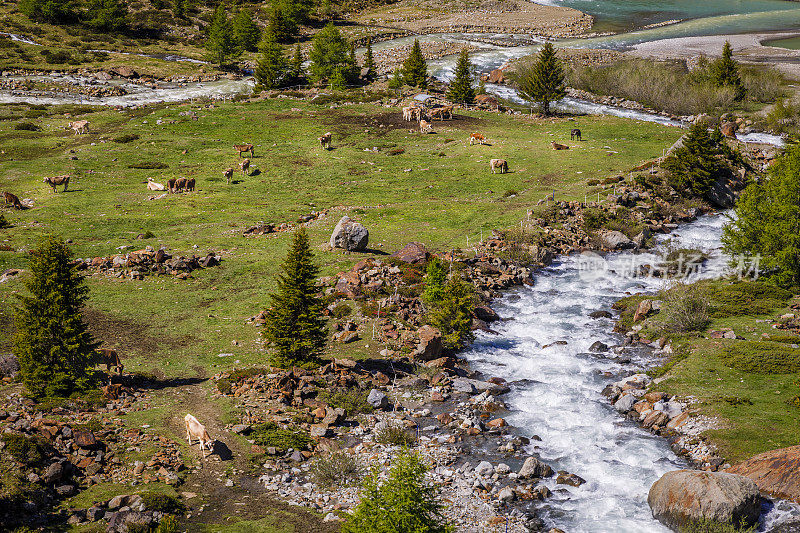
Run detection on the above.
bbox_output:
[464,214,799,532]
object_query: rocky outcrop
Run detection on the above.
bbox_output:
[648,470,761,531]
[727,445,800,503]
[414,325,442,361]
[600,230,633,250]
[330,216,369,251]
[391,242,429,264]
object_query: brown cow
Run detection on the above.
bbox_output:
[223,168,234,184]
[318,132,332,150]
[234,144,254,158]
[2,192,23,209]
[69,120,89,135]
[419,120,433,134]
[166,178,177,193]
[570,129,582,141]
[95,348,123,383]
[551,141,570,150]
[489,159,508,174]
[240,158,250,176]
[43,175,70,193]
[174,177,188,192]
[469,133,486,146]
[185,178,195,192]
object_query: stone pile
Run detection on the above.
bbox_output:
[74,246,221,280]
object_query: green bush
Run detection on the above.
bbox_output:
[309,451,362,487]
[216,367,268,394]
[2,434,47,465]
[114,133,139,143]
[330,303,352,319]
[318,387,374,416]
[705,281,793,318]
[140,491,186,514]
[14,122,40,131]
[251,422,311,453]
[720,341,800,374]
[156,515,181,533]
[658,282,711,333]
[679,517,756,532]
[0,214,10,229]
[374,424,416,446]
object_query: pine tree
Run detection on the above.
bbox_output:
[723,143,800,287]
[402,39,427,89]
[19,0,76,24]
[363,38,375,81]
[308,23,354,85]
[263,228,327,368]
[422,257,448,306]
[663,123,730,201]
[446,49,475,105]
[289,43,305,84]
[232,8,261,53]
[388,68,403,91]
[342,449,453,533]
[711,41,746,101]
[426,275,475,350]
[348,43,359,82]
[205,3,241,66]
[85,0,127,31]
[14,235,98,399]
[513,42,566,115]
[268,5,294,44]
[329,68,347,90]
[254,31,288,91]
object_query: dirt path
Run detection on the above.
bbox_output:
[158,380,338,532]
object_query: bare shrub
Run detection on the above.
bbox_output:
[374,422,416,446]
[658,282,711,333]
[309,451,362,487]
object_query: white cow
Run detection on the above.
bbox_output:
[184,414,214,458]
[147,178,166,191]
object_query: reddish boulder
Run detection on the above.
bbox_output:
[414,325,442,361]
[487,69,505,84]
[727,445,800,503]
[391,242,429,264]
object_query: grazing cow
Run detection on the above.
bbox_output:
[223,168,234,184]
[402,107,414,121]
[69,120,89,135]
[431,106,453,120]
[184,414,214,459]
[234,143,254,158]
[570,128,582,141]
[240,158,250,176]
[2,192,23,209]
[469,133,486,146]
[489,159,508,174]
[166,178,177,193]
[551,141,570,150]
[94,348,123,383]
[185,178,195,192]
[43,175,70,193]
[419,120,433,134]
[318,132,332,150]
[174,177,188,192]
[147,178,166,191]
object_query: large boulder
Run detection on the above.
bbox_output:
[487,69,505,84]
[727,445,800,503]
[391,242,429,264]
[330,216,369,251]
[600,230,633,250]
[648,470,761,531]
[721,122,737,138]
[0,354,20,378]
[518,456,554,479]
[414,325,442,361]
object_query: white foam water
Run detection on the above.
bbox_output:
[462,213,799,531]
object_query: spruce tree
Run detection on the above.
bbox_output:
[263,228,327,368]
[309,23,354,85]
[663,123,729,201]
[289,43,305,84]
[388,69,403,91]
[422,257,448,306]
[205,3,241,66]
[402,39,427,89]
[343,449,453,533]
[19,0,76,24]
[723,143,800,287]
[268,5,294,44]
[446,49,475,105]
[14,235,98,399]
[232,8,261,52]
[329,68,347,90]
[85,0,127,31]
[363,38,375,81]
[427,275,475,350]
[348,43,359,82]
[514,42,566,115]
[712,41,746,101]
[254,31,288,91]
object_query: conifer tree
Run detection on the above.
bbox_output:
[19,0,76,24]
[254,31,288,91]
[514,42,566,115]
[263,228,327,368]
[268,5,294,43]
[232,8,261,52]
[329,68,347,90]
[308,23,353,85]
[723,143,800,287]
[205,3,241,66]
[712,41,746,101]
[446,49,475,105]
[422,257,448,306]
[402,39,427,89]
[14,235,98,399]
[289,43,305,84]
[85,0,127,31]
[363,38,375,81]
[348,43,359,82]
[343,449,453,533]
[388,68,403,92]
[427,275,475,350]
[663,123,730,201]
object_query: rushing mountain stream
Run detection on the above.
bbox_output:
[463,214,800,532]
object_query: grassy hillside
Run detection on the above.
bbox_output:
[0,96,682,377]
